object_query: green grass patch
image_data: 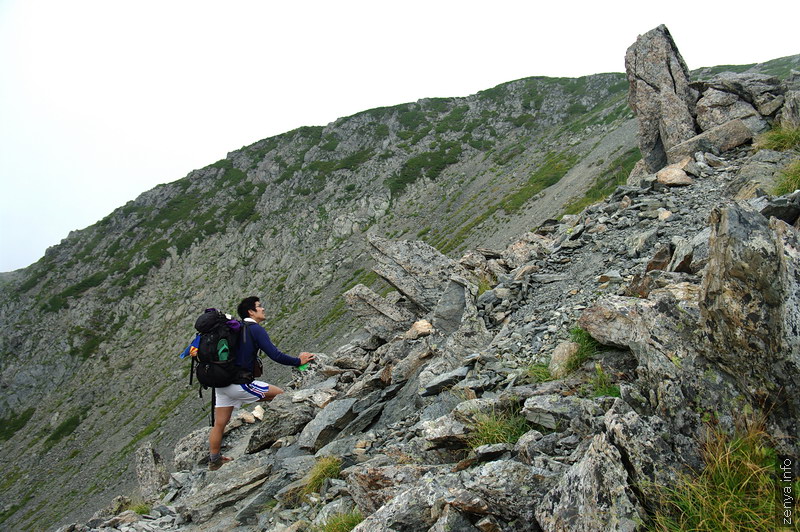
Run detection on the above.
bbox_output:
[526,364,553,384]
[0,407,35,441]
[755,125,800,152]
[500,151,578,214]
[562,147,641,216]
[466,407,531,449]
[650,416,794,531]
[305,455,342,494]
[315,511,365,532]
[591,363,620,398]
[774,160,800,196]
[567,327,606,373]
[284,456,342,507]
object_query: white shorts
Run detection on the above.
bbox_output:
[214,381,270,409]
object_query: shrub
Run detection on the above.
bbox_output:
[650,416,792,531]
[754,125,800,152]
[774,160,800,196]
[467,407,531,449]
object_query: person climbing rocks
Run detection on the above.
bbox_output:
[208,296,315,470]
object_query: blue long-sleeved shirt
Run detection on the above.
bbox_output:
[235,319,301,371]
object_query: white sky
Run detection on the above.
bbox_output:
[1,1,798,272]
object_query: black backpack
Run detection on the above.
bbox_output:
[192,308,244,388]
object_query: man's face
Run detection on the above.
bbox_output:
[250,301,266,322]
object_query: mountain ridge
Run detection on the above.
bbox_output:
[0,48,798,530]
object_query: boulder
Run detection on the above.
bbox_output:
[245,393,316,454]
[699,71,784,116]
[656,164,694,186]
[625,25,698,172]
[367,234,461,312]
[548,341,579,379]
[296,397,359,452]
[726,149,797,200]
[695,88,766,133]
[778,90,800,128]
[343,284,416,341]
[666,119,752,164]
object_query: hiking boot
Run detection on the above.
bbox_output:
[208,456,232,471]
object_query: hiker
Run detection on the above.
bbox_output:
[208,296,315,470]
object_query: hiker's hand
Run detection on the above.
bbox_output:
[299,352,315,365]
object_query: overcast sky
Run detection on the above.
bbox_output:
[1,1,797,272]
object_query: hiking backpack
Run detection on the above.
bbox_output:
[192,308,244,388]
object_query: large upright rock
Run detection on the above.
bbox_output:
[625,25,698,172]
[367,234,460,312]
[134,442,169,501]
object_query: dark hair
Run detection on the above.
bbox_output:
[237,296,260,320]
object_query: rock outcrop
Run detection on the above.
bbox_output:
[625,25,698,172]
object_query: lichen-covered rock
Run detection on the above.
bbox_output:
[625,25,698,172]
[134,441,169,501]
[535,433,645,532]
[700,204,800,447]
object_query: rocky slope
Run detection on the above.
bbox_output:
[1,25,798,531]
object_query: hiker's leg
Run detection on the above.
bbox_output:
[258,385,284,402]
[209,405,234,455]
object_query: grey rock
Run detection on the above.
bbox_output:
[603,399,680,488]
[625,25,698,172]
[172,428,209,471]
[726,149,797,200]
[134,442,170,502]
[420,365,471,397]
[699,71,784,115]
[344,461,446,515]
[522,395,603,431]
[751,190,800,225]
[666,119,753,164]
[695,88,765,133]
[343,284,416,341]
[700,204,800,446]
[535,433,645,532]
[432,276,475,335]
[246,393,316,454]
[778,90,800,128]
[297,397,359,452]
[367,234,460,312]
